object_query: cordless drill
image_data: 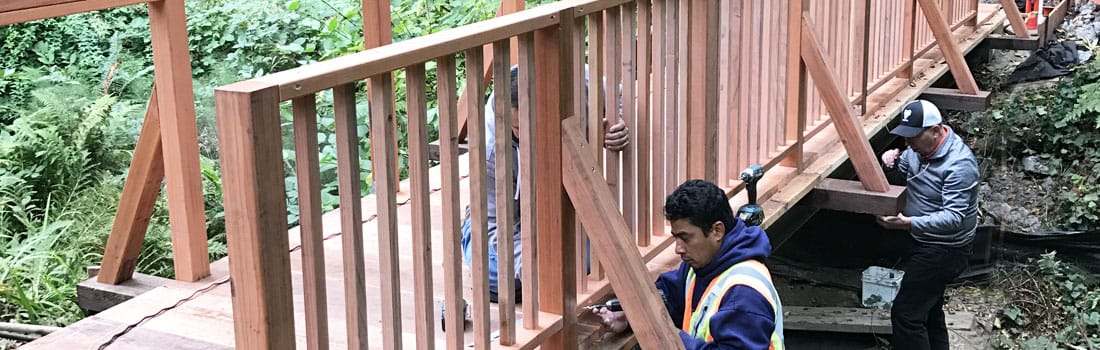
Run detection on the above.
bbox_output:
[737,165,765,227]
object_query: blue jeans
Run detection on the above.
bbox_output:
[460,216,521,303]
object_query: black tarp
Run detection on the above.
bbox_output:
[1005,41,1082,85]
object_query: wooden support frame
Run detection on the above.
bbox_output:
[917,0,980,94]
[985,35,1040,50]
[999,0,1029,38]
[561,118,684,350]
[810,178,907,216]
[214,81,294,350]
[534,8,577,348]
[99,89,164,285]
[148,0,209,282]
[800,13,890,193]
[918,87,991,112]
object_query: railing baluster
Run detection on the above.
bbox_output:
[332,83,369,350]
[464,46,492,350]
[762,0,774,163]
[621,3,638,236]
[589,11,607,282]
[215,82,294,350]
[516,32,540,331]
[491,38,518,346]
[405,63,435,350]
[604,5,622,244]
[292,95,330,350]
[636,0,652,247]
[574,12,590,294]
[369,71,403,350]
[717,0,732,185]
[435,55,465,350]
[651,0,667,238]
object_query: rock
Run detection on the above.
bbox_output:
[1022,155,1057,176]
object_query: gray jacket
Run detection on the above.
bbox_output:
[893,127,979,247]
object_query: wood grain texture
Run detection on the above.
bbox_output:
[435,55,465,350]
[0,0,149,25]
[214,81,293,350]
[685,0,719,181]
[464,47,492,350]
[291,95,330,350]
[99,88,164,285]
[405,64,435,350]
[801,14,890,192]
[516,33,540,330]
[916,0,979,94]
[635,0,651,247]
[149,0,209,282]
[369,72,403,350]
[999,0,1028,38]
[332,83,369,349]
[561,118,684,350]
[492,39,518,346]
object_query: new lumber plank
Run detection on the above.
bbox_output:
[918,87,991,111]
[636,0,652,247]
[516,33,540,330]
[561,117,684,350]
[534,11,578,347]
[291,96,329,350]
[214,81,294,349]
[464,47,492,350]
[492,39,518,346]
[332,83,369,349]
[405,63,435,350]
[685,0,719,182]
[917,0,980,94]
[369,72,403,350]
[435,55,465,349]
[0,0,151,25]
[99,88,164,285]
[811,178,907,216]
[149,0,209,282]
[800,14,890,193]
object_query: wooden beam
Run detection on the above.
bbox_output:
[810,178,907,216]
[999,0,1029,38]
[800,14,890,193]
[214,81,294,350]
[148,0,209,282]
[785,307,975,334]
[918,87,991,112]
[684,0,719,182]
[98,88,163,285]
[534,9,577,348]
[78,272,170,314]
[916,0,980,94]
[561,118,684,350]
[0,0,152,25]
[985,34,1040,50]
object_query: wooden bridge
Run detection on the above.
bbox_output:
[10,0,1048,348]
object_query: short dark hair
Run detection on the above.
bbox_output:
[510,65,519,109]
[664,179,735,235]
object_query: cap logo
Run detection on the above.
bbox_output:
[902,109,912,123]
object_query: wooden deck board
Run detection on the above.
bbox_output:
[25,4,1005,349]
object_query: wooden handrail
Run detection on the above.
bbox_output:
[0,0,158,25]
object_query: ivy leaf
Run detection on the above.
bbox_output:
[287,0,300,11]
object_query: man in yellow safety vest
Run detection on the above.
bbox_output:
[597,179,784,349]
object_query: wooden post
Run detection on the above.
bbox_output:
[362,0,400,193]
[99,88,164,285]
[148,0,209,282]
[534,8,577,349]
[782,0,805,170]
[801,14,890,192]
[917,0,980,94]
[561,118,685,350]
[999,0,1029,38]
[685,0,719,182]
[214,81,294,350]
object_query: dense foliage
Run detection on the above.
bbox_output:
[992,252,1100,349]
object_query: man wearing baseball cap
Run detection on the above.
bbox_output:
[878,99,979,350]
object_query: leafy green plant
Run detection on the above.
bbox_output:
[992,252,1100,349]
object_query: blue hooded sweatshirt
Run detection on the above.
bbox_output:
[655,218,777,349]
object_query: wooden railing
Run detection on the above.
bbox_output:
[214,0,981,348]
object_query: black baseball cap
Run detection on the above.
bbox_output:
[890,100,943,138]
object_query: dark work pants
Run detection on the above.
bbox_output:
[891,240,970,350]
